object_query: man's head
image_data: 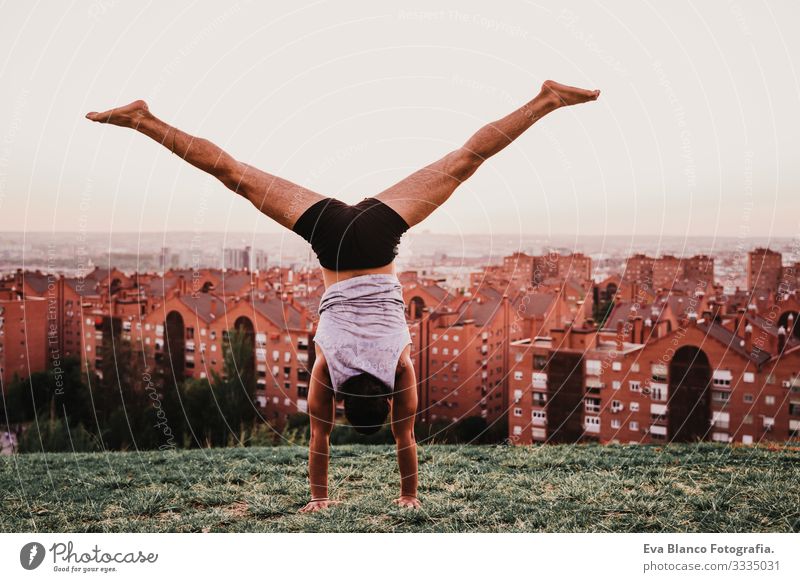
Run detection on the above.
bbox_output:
[339,372,391,435]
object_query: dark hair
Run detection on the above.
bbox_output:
[339,373,391,435]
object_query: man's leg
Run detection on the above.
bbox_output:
[374,80,600,227]
[86,100,325,230]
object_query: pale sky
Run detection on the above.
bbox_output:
[1,0,798,240]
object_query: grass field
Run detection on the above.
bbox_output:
[2,443,799,533]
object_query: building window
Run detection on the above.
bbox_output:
[585,398,601,414]
[743,372,755,383]
[612,380,621,390]
[631,362,640,372]
[611,419,621,429]
[586,359,602,376]
[712,370,732,388]
[513,370,523,381]
[743,393,753,403]
[629,380,641,392]
[584,416,600,433]
[650,385,667,401]
[765,395,775,405]
[630,402,639,412]
[513,407,523,417]
[612,361,622,371]
[651,363,667,382]
[712,411,730,429]
[630,421,639,431]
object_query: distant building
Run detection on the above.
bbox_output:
[224,246,251,271]
[0,295,48,389]
[747,247,782,294]
[159,247,170,272]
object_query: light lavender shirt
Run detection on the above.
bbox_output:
[313,274,411,393]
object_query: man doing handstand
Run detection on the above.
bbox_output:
[86,79,600,512]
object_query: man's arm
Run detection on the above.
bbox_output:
[391,347,421,508]
[299,357,337,513]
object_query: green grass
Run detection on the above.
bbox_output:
[2,443,799,532]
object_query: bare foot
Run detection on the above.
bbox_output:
[540,80,600,108]
[85,99,151,128]
[298,499,340,513]
[392,496,421,509]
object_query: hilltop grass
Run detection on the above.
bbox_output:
[2,443,799,533]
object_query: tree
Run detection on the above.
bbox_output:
[16,411,99,453]
[181,328,258,448]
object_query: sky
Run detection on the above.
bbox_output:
[0,0,798,241]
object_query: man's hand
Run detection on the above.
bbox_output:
[298,499,340,513]
[392,495,421,509]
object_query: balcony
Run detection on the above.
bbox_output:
[584,397,601,414]
[585,377,604,390]
[650,403,667,416]
[649,424,667,437]
[584,417,601,433]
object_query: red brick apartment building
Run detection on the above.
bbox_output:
[3,246,800,446]
[0,291,48,388]
[403,269,592,425]
[747,247,784,295]
[78,269,320,429]
[509,294,800,445]
[620,253,715,297]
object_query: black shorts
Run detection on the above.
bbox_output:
[292,197,410,271]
